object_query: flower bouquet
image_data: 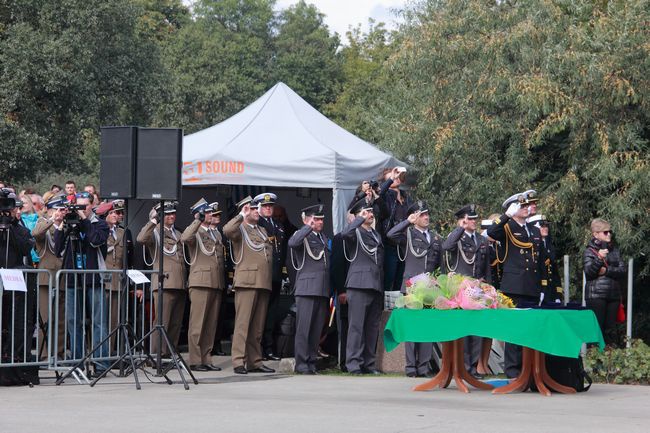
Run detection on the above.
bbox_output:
[396,272,514,310]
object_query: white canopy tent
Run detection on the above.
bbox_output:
[182,82,403,233]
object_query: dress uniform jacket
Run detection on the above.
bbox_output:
[181,219,225,289]
[32,217,62,286]
[341,216,384,292]
[223,214,273,290]
[486,215,546,297]
[442,227,491,281]
[258,216,286,284]
[105,226,133,291]
[288,224,330,297]
[136,221,185,290]
[540,236,563,302]
[386,219,442,292]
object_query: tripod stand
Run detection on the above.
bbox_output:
[56,200,197,389]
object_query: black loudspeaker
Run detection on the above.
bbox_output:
[136,128,183,200]
[99,126,137,199]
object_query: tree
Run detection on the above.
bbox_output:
[325,20,395,143]
[0,0,166,184]
[345,0,649,278]
[155,0,276,133]
[273,0,342,111]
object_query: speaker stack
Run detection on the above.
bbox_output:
[99,127,183,200]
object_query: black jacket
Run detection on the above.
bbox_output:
[583,238,625,301]
[258,216,286,283]
[378,178,412,239]
[55,215,109,286]
[486,214,546,297]
[0,221,35,268]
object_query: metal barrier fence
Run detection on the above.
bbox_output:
[0,268,159,375]
[0,269,52,368]
[51,269,159,373]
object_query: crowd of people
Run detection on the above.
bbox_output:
[0,170,625,381]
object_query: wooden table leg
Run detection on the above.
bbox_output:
[492,346,533,394]
[532,350,552,396]
[414,339,494,393]
[452,339,470,393]
[454,339,494,392]
[413,341,453,391]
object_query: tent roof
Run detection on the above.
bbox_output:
[182,82,400,189]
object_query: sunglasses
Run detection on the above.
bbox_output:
[601,230,612,235]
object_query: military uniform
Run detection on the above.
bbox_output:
[288,205,330,374]
[136,203,186,356]
[32,208,65,359]
[528,215,563,303]
[342,199,384,374]
[181,199,226,369]
[387,201,441,377]
[486,192,547,377]
[442,205,492,375]
[256,192,286,360]
[223,197,274,373]
[105,224,132,351]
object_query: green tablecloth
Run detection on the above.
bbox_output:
[384,309,605,358]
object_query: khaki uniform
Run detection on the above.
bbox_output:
[137,221,186,356]
[32,217,65,358]
[105,225,128,351]
[223,214,272,369]
[181,219,225,366]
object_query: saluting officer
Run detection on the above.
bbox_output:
[136,201,186,357]
[442,204,491,376]
[487,191,547,378]
[289,204,330,374]
[223,196,275,374]
[342,198,384,375]
[529,214,563,303]
[181,199,225,372]
[32,194,66,359]
[95,200,133,353]
[387,200,442,377]
[254,192,286,361]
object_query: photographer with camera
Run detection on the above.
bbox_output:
[54,191,110,376]
[583,218,626,345]
[379,166,411,292]
[0,189,35,268]
[1,189,37,384]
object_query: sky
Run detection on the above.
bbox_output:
[275,0,409,37]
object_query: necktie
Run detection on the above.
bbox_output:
[471,233,477,247]
[425,231,430,244]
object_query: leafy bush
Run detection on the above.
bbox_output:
[584,339,650,385]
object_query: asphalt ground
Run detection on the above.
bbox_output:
[1,356,648,433]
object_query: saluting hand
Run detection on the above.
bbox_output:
[505,202,521,218]
[242,203,251,218]
[407,211,420,224]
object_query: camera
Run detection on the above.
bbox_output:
[0,188,17,228]
[0,188,16,212]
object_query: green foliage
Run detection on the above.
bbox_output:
[273,1,342,110]
[0,0,166,184]
[155,0,276,133]
[335,0,650,274]
[325,21,395,143]
[584,339,650,384]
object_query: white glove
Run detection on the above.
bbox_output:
[505,202,521,218]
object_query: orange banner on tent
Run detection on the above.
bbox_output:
[183,160,246,180]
